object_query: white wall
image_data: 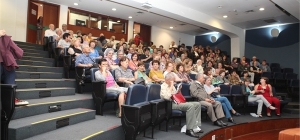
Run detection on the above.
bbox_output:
[0,0,28,41]
[151,26,195,49]
[59,5,68,28]
[127,20,134,41]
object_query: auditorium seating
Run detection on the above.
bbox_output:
[90,68,119,115]
[1,84,17,140]
[121,84,152,140]
[146,84,167,138]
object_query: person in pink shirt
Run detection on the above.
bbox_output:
[95,59,127,117]
[128,53,140,71]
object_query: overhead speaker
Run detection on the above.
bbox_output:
[271,28,280,37]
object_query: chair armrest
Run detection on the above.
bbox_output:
[121,103,151,125]
[165,100,173,120]
[92,81,107,99]
[63,55,71,66]
[116,81,126,87]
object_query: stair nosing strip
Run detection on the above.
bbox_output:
[25,99,78,106]
[81,131,104,140]
[31,111,91,125]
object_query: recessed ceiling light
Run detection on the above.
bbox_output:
[170,26,173,29]
[128,16,132,18]
[259,8,265,11]
[40,4,42,6]
[223,15,228,18]
[104,25,107,27]
[112,8,116,11]
[218,6,222,8]
[117,20,120,22]
[74,3,78,6]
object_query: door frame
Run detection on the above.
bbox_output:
[26,0,60,43]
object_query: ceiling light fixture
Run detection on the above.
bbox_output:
[170,26,173,29]
[223,15,228,18]
[259,8,265,11]
[117,20,120,22]
[74,3,78,6]
[104,25,107,27]
[112,8,116,11]
[40,4,42,6]
[128,16,132,18]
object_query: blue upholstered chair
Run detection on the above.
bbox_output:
[121,84,152,140]
[90,68,119,115]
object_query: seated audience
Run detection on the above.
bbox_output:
[190,73,227,127]
[206,61,216,76]
[114,50,124,64]
[61,24,69,34]
[183,58,194,74]
[89,41,101,59]
[160,73,202,138]
[204,77,240,123]
[68,39,82,57]
[250,56,261,67]
[134,62,153,84]
[163,62,183,82]
[204,67,213,79]
[190,45,200,64]
[221,55,233,71]
[169,41,178,49]
[86,33,93,43]
[114,57,135,87]
[95,59,127,117]
[241,78,276,117]
[241,56,249,65]
[215,70,230,85]
[149,60,165,83]
[250,61,262,84]
[140,48,153,63]
[254,77,281,117]
[176,63,192,83]
[231,58,239,70]
[55,28,63,41]
[238,60,254,82]
[75,45,95,68]
[175,54,186,64]
[160,55,167,71]
[171,51,179,62]
[127,46,135,59]
[260,60,271,72]
[215,62,225,75]
[128,53,139,71]
[192,59,204,74]
[44,24,57,37]
[57,33,71,54]
[104,48,117,69]
[228,70,241,85]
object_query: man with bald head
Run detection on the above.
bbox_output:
[44,24,57,37]
[75,45,94,68]
[190,73,227,127]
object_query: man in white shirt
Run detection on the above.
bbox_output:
[44,24,57,37]
[62,24,69,34]
[57,33,71,49]
[169,41,177,49]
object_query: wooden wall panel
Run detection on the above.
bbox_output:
[43,4,59,28]
[67,25,127,40]
[139,24,151,45]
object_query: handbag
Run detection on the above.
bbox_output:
[134,77,146,85]
[210,92,219,98]
[171,92,186,104]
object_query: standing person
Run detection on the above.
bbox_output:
[254,77,281,117]
[36,16,43,45]
[0,30,29,106]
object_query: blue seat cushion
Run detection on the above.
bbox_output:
[133,102,150,107]
[248,101,258,106]
[172,110,184,116]
[201,105,207,111]
[106,91,119,100]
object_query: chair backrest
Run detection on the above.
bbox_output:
[90,68,99,82]
[144,63,150,70]
[181,83,191,97]
[1,84,16,123]
[261,72,272,79]
[146,84,161,101]
[270,63,280,68]
[230,85,242,95]
[272,67,281,73]
[125,84,148,105]
[273,72,284,79]
[94,58,101,64]
[286,73,298,80]
[64,48,69,56]
[272,87,277,97]
[189,74,196,80]
[220,84,231,95]
[290,79,299,87]
[283,68,293,73]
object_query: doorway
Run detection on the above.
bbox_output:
[26,0,59,44]
[133,22,151,46]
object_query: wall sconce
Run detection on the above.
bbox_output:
[271,28,280,37]
[211,36,217,43]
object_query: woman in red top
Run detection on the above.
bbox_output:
[254,77,281,117]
